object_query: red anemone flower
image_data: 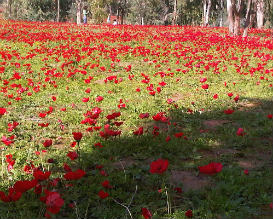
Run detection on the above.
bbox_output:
[96,96,104,102]
[63,169,86,180]
[13,179,37,193]
[98,190,109,199]
[101,180,112,189]
[139,113,150,119]
[43,139,53,147]
[185,209,193,218]
[201,84,209,89]
[82,97,89,102]
[72,132,82,141]
[0,108,7,116]
[0,188,22,202]
[133,127,143,136]
[198,162,222,175]
[33,170,51,181]
[149,159,169,174]
[224,109,234,114]
[142,208,152,219]
[45,191,64,214]
[236,128,246,136]
[67,151,78,160]
[200,78,207,83]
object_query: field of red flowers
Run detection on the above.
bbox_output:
[0,20,272,219]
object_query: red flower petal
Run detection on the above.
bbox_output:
[142,208,152,219]
[198,162,222,175]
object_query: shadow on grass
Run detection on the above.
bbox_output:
[1,97,272,219]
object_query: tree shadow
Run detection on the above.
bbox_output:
[1,96,272,219]
[72,95,273,219]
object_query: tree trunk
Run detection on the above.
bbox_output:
[203,0,207,26]
[120,9,124,24]
[227,0,234,34]
[76,0,82,25]
[233,0,243,35]
[243,0,252,37]
[219,0,224,27]
[219,15,223,27]
[227,0,243,36]
[205,0,211,26]
[108,4,112,16]
[172,0,177,25]
[117,7,119,24]
[233,15,240,35]
[256,0,264,28]
[162,0,169,25]
[203,0,211,26]
[56,0,60,22]
[6,0,12,18]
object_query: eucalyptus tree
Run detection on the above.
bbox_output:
[203,0,211,26]
[227,0,243,35]
[264,0,273,27]
[56,0,60,22]
[6,0,12,18]
[126,0,167,25]
[172,0,178,25]
[242,0,255,37]
[75,0,82,24]
[256,0,264,28]
[126,0,148,25]
[178,0,202,25]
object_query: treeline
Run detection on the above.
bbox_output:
[3,0,73,22]
[2,0,273,34]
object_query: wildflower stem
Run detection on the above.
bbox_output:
[112,198,133,219]
[128,185,138,207]
[1,150,4,178]
[119,160,127,182]
[165,187,171,215]
[77,141,81,168]
[74,201,80,219]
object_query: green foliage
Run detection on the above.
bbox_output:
[178,0,203,25]
[126,0,171,25]
[264,0,273,28]
[88,0,110,24]
[3,0,73,22]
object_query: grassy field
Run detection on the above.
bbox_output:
[0,20,272,219]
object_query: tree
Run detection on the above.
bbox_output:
[172,0,177,25]
[76,0,82,24]
[178,0,203,26]
[126,0,164,25]
[116,0,128,24]
[127,0,147,25]
[256,0,264,28]
[203,0,211,26]
[6,0,55,21]
[88,0,111,24]
[218,0,225,27]
[264,0,272,25]
[59,0,73,22]
[6,0,11,18]
[56,0,60,22]
[242,0,254,36]
[227,0,243,36]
